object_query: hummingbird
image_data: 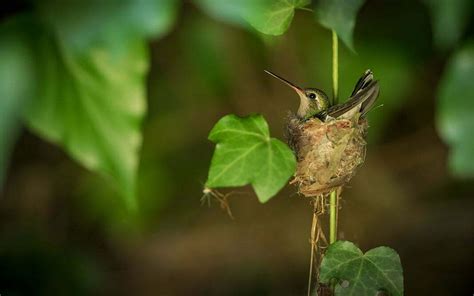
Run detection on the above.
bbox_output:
[264,69,380,121]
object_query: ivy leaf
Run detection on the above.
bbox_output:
[320,241,404,296]
[437,42,474,177]
[245,0,311,35]
[206,114,296,203]
[423,0,472,51]
[314,0,366,51]
[0,18,36,188]
[23,32,147,209]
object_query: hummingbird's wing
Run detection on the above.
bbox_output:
[321,79,379,120]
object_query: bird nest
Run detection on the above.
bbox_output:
[287,114,368,197]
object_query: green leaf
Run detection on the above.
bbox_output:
[314,0,366,51]
[437,42,474,177]
[245,0,311,35]
[35,0,178,50]
[320,241,404,296]
[423,0,472,51]
[23,31,147,209]
[206,114,296,203]
[0,17,36,188]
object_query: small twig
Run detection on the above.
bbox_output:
[307,204,318,296]
[318,222,328,247]
[307,195,330,296]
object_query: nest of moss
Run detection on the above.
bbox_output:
[287,114,368,197]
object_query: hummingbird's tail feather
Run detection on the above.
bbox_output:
[319,70,379,120]
[322,79,379,119]
[351,69,380,117]
[351,69,374,97]
[360,81,380,117]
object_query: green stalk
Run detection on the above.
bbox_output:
[329,30,339,244]
[329,191,337,243]
[332,30,339,105]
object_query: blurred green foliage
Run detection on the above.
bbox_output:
[181,17,232,97]
[0,17,36,187]
[36,0,178,46]
[24,28,147,209]
[0,0,179,208]
[437,42,474,176]
[424,0,472,50]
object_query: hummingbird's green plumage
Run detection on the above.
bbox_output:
[264,69,379,121]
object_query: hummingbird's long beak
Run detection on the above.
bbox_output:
[264,70,305,97]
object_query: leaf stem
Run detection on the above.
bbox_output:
[297,7,314,13]
[330,30,339,245]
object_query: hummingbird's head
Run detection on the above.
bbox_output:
[264,70,329,120]
[299,88,330,119]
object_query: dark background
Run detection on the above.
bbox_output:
[1,1,473,295]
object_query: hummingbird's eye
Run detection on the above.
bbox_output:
[308,93,316,100]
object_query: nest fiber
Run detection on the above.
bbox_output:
[288,115,368,197]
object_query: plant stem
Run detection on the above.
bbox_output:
[332,30,339,105]
[329,190,337,243]
[329,30,339,245]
